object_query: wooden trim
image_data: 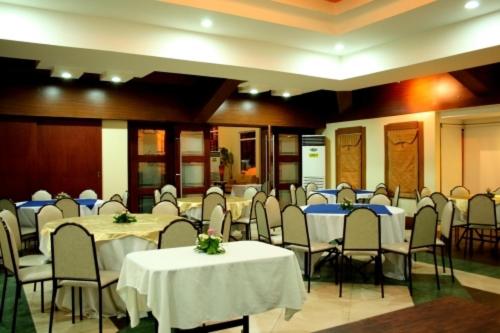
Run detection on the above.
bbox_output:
[335,126,366,189]
[384,121,423,198]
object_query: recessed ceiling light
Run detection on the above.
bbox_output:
[464,1,479,9]
[334,43,344,52]
[201,18,213,28]
[61,71,72,79]
[249,88,258,95]
[282,91,291,98]
[111,76,122,83]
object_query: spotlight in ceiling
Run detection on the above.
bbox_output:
[249,88,259,95]
[111,76,122,83]
[464,1,479,9]
[61,71,72,79]
[282,91,291,98]
[334,43,345,52]
[201,18,213,28]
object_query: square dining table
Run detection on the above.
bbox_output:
[117,241,306,332]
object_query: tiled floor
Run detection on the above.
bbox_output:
[21,257,500,333]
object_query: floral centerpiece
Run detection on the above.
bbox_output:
[485,188,495,199]
[113,210,137,223]
[55,192,71,200]
[340,198,354,211]
[195,228,225,255]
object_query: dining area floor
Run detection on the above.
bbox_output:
[7,241,500,333]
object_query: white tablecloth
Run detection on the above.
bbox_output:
[305,206,405,279]
[117,241,307,332]
[314,190,374,204]
[177,196,251,220]
[230,184,262,197]
[16,199,104,228]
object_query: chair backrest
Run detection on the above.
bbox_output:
[32,189,52,201]
[281,205,308,248]
[0,219,19,277]
[255,201,271,242]
[269,188,276,197]
[160,191,177,205]
[430,192,448,221]
[55,197,80,218]
[295,187,307,206]
[468,194,496,227]
[152,201,179,216]
[337,188,356,203]
[242,186,258,200]
[440,201,455,240]
[369,194,391,206]
[109,193,123,203]
[494,187,500,195]
[305,183,318,196]
[343,208,380,251]
[154,189,161,204]
[0,198,18,219]
[307,193,328,205]
[410,206,438,249]
[98,200,127,215]
[160,184,177,198]
[51,223,99,282]
[421,187,432,197]
[158,219,198,249]
[261,180,270,195]
[450,185,470,198]
[250,191,268,220]
[290,184,297,205]
[202,193,226,221]
[208,204,225,236]
[0,210,22,250]
[221,210,233,243]
[36,204,63,237]
[373,187,388,196]
[206,186,224,195]
[336,182,351,190]
[392,185,400,207]
[375,183,387,189]
[265,195,281,228]
[415,189,421,202]
[416,197,435,211]
[78,189,98,199]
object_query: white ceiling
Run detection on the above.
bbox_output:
[0,0,499,94]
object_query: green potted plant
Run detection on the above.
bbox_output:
[219,147,233,181]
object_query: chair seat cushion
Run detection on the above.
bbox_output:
[288,242,336,253]
[383,242,430,254]
[19,254,49,267]
[20,227,37,236]
[467,224,497,229]
[60,270,119,288]
[18,264,52,283]
[234,217,255,224]
[436,238,445,246]
[270,234,282,245]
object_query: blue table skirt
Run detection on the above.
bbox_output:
[304,204,392,215]
[18,199,98,210]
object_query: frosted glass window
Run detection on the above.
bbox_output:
[182,162,204,188]
[279,162,299,183]
[139,196,154,213]
[181,131,204,156]
[279,135,299,156]
[138,130,165,155]
[138,162,165,188]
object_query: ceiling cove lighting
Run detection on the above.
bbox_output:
[111,76,122,83]
[61,71,72,79]
[282,91,291,98]
[334,43,344,52]
[201,18,213,28]
[249,88,259,95]
[464,1,479,9]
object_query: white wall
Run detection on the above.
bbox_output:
[321,111,438,216]
[440,124,462,195]
[102,120,128,200]
[464,123,500,193]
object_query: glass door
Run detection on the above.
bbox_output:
[129,125,168,212]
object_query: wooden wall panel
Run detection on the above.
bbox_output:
[36,119,102,198]
[335,126,366,189]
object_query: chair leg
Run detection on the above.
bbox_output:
[0,271,8,322]
[79,287,83,320]
[432,247,440,290]
[71,287,75,324]
[11,283,21,333]
[246,224,250,240]
[407,255,413,296]
[448,241,455,283]
[339,255,343,297]
[48,282,57,333]
[98,288,103,333]
[440,246,446,273]
[41,281,44,313]
[304,253,310,293]
[378,255,384,298]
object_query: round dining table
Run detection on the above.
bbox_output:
[177,196,252,220]
[39,213,180,317]
[449,194,500,223]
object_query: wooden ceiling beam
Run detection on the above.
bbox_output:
[449,69,489,96]
[193,79,241,123]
